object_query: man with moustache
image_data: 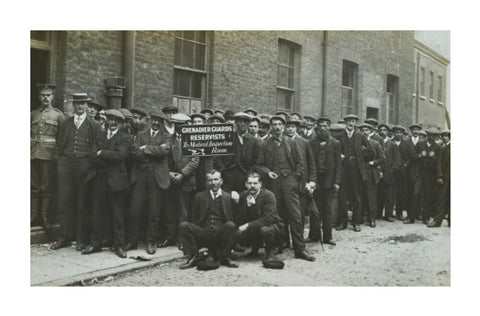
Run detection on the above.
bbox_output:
[256,115,315,261]
[336,114,375,232]
[50,93,98,251]
[404,124,424,224]
[127,111,171,254]
[82,109,129,258]
[31,84,64,228]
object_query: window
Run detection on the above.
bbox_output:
[277,39,300,111]
[173,31,207,114]
[429,71,434,100]
[341,60,358,118]
[366,107,379,121]
[31,31,56,110]
[438,75,443,103]
[386,74,399,124]
[420,67,426,97]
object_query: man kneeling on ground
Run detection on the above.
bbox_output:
[178,169,238,269]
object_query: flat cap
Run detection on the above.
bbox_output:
[190,112,207,122]
[441,129,450,136]
[170,113,191,123]
[330,123,346,131]
[409,123,422,130]
[316,117,331,124]
[233,112,252,121]
[425,127,440,135]
[244,107,258,116]
[299,119,308,128]
[286,117,302,126]
[104,109,125,121]
[290,112,303,119]
[303,115,316,122]
[149,110,167,120]
[118,108,133,119]
[343,114,359,121]
[259,118,270,126]
[275,110,290,117]
[130,108,147,117]
[365,118,379,126]
[70,93,92,102]
[259,113,271,120]
[200,108,214,115]
[250,116,261,124]
[358,122,373,129]
[208,114,225,123]
[377,123,392,131]
[270,115,286,125]
[214,109,225,116]
[87,100,105,111]
[262,259,285,269]
[418,130,427,136]
[162,105,178,113]
[393,125,406,132]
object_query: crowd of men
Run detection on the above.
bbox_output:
[31,83,451,269]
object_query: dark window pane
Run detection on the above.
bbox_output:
[183,41,194,68]
[179,70,191,96]
[174,38,182,66]
[195,31,206,43]
[184,31,194,40]
[31,31,47,41]
[278,43,289,65]
[288,68,294,88]
[191,73,203,98]
[277,89,293,110]
[278,65,289,88]
[342,66,350,86]
[195,44,205,70]
[288,47,294,66]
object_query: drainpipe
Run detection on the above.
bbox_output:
[123,31,135,109]
[415,53,420,123]
[105,76,125,109]
[321,31,328,116]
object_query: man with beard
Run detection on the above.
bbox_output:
[178,169,238,269]
[82,109,129,258]
[50,93,97,250]
[336,114,375,232]
[31,84,65,228]
[307,117,341,245]
[127,111,171,254]
[256,115,315,261]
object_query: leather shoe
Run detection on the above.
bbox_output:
[323,239,336,246]
[82,245,101,255]
[180,255,198,269]
[233,244,247,252]
[146,243,156,255]
[158,239,175,248]
[335,224,347,231]
[295,251,316,261]
[353,225,361,232]
[220,258,239,268]
[403,218,414,224]
[50,240,68,250]
[369,221,376,228]
[125,242,138,251]
[305,237,320,243]
[115,247,127,258]
[384,216,395,222]
[245,249,259,258]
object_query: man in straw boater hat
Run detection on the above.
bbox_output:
[50,93,98,251]
[335,114,375,232]
[31,84,65,228]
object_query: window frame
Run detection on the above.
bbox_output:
[276,39,300,112]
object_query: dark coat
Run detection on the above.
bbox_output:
[53,116,98,161]
[85,129,130,191]
[382,140,402,185]
[236,188,283,228]
[367,138,386,184]
[170,134,199,192]
[307,136,342,189]
[337,130,375,182]
[216,133,259,174]
[130,127,171,189]
[191,190,234,227]
[405,137,424,182]
[293,135,316,193]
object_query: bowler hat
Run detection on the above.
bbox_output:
[343,114,359,121]
[130,108,147,117]
[104,109,125,121]
[262,259,285,269]
[224,110,235,120]
[87,100,105,111]
[270,115,286,125]
[71,93,92,103]
[233,112,252,121]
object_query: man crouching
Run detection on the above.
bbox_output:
[235,172,284,262]
[178,169,238,269]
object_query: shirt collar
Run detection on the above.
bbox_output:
[74,112,86,120]
[108,128,119,137]
[210,189,222,199]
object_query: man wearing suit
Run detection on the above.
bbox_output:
[404,124,424,224]
[391,125,410,220]
[161,113,199,248]
[359,123,386,227]
[81,109,129,258]
[308,117,342,245]
[428,129,450,227]
[303,115,317,140]
[178,169,238,269]
[256,115,315,261]
[376,123,395,220]
[127,110,171,254]
[50,93,98,250]
[235,172,285,261]
[336,114,375,232]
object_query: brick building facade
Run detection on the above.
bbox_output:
[30,30,449,128]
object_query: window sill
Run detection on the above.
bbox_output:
[429,99,436,103]
[412,93,416,97]
[419,96,426,100]
[438,101,444,106]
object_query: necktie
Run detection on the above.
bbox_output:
[107,130,112,140]
[151,131,156,138]
[74,117,80,129]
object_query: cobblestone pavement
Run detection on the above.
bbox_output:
[90,219,450,286]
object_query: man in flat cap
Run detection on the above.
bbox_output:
[31,84,65,228]
[256,115,315,261]
[127,110,171,254]
[244,107,258,117]
[82,109,129,258]
[191,113,207,125]
[336,114,375,232]
[376,123,394,220]
[208,114,225,124]
[86,100,105,121]
[303,115,317,140]
[391,125,410,220]
[130,108,148,134]
[307,117,342,245]
[428,129,450,227]
[50,93,98,250]
[258,118,271,142]
[200,108,214,120]
[358,123,385,227]
[248,116,261,138]
[404,123,425,224]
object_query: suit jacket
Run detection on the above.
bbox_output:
[293,135,316,193]
[439,143,450,182]
[337,130,375,182]
[191,190,234,227]
[405,137,424,182]
[170,134,199,192]
[53,115,98,161]
[236,188,283,228]
[130,127,171,189]
[308,136,342,189]
[256,134,304,181]
[216,133,259,174]
[85,129,130,191]
[418,141,443,179]
[366,138,386,184]
[382,140,402,184]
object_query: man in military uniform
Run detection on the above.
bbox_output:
[31,84,65,228]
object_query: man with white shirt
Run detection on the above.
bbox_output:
[50,93,98,250]
[178,169,238,269]
[303,115,317,140]
[404,123,424,224]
